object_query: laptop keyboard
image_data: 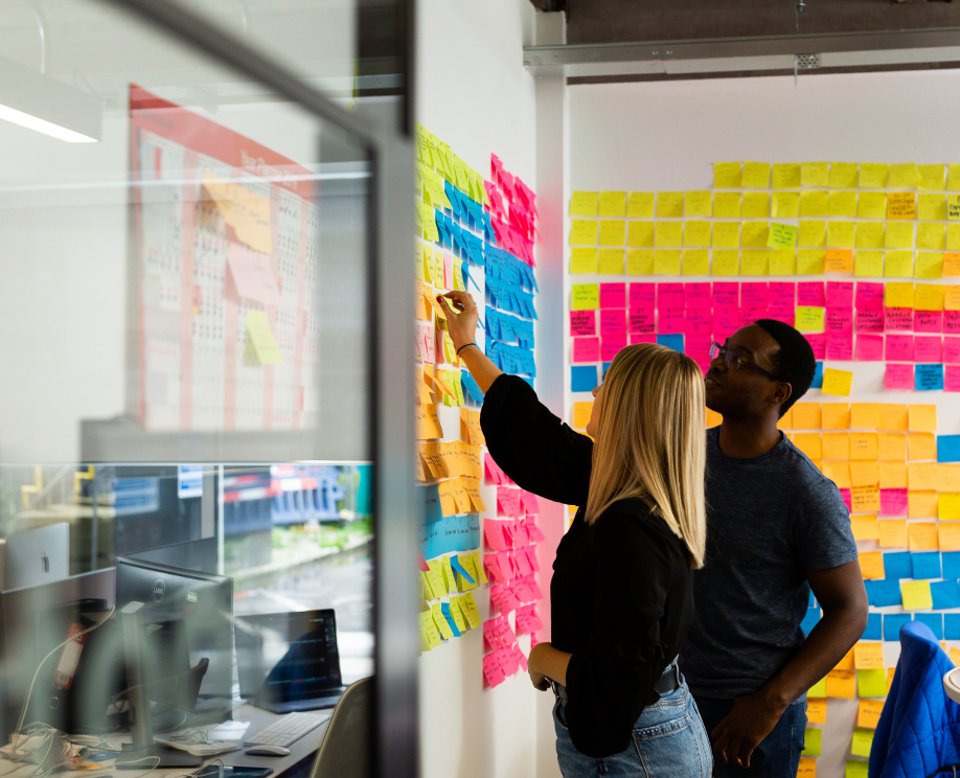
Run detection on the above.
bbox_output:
[245,711,330,748]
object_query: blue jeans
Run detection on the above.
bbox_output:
[553,680,712,777]
[693,697,807,778]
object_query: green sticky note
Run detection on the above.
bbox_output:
[846,760,869,778]
[857,668,888,698]
[850,728,874,758]
[768,223,799,250]
[808,677,827,698]
[571,284,599,310]
[802,727,822,757]
[796,306,826,333]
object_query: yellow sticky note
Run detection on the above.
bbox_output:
[682,249,710,276]
[830,162,859,188]
[858,699,885,730]
[420,610,442,649]
[798,249,825,275]
[653,249,681,275]
[851,729,874,759]
[948,164,960,191]
[939,493,960,521]
[855,251,884,277]
[915,283,944,311]
[860,163,889,188]
[246,310,284,365]
[808,677,827,698]
[569,248,598,274]
[800,190,828,217]
[598,191,627,217]
[799,220,827,247]
[793,432,823,459]
[857,668,889,698]
[887,191,917,220]
[859,551,885,579]
[571,284,599,310]
[626,249,655,275]
[598,219,626,246]
[889,162,921,188]
[915,252,943,280]
[626,192,655,218]
[656,192,684,218]
[827,221,856,249]
[570,191,599,216]
[828,190,858,218]
[878,519,907,548]
[858,191,888,219]
[712,250,740,276]
[742,161,771,189]
[826,669,856,699]
[885,281,915,308]
[825,249,854,274]
[885,251,914,278]
[769,249,797,275]
[597,249,625,274]
[801,162,829,187]
[919,164,946,190]
[741,222,768,248]
[822,368,853,397]
[949,194,960,221]
[572,401,593,429]
[767,223,798,250]
[901,579,933,610]
[685,191,713,217]
[713,162,742,188]
[712,222,741,248]
[713,192,741,218]
[740,251,769,277]
[683,220,712,247]
[772,163,801,188]
[795,306,826,333]
[655,221,683,247]
[772,191,800,218]
[569,219,598,246]
[856,222,885,249]
[918,223,945,251]
[886,222,916,249]
[742,192,771,218]
[918,194,946,221]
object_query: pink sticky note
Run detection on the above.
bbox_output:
[741,304,767,325]
[521,491,539,514]
[884,308,914,332]
[512,549,532,577]
[825,334,853,361]
[880,489,908,516]
[523,515,544,542]
[482,653,507,687]
[798,282,825,307]
[685,337,711,367]
[658,307,686,332]
[826,281,854,307]
[713,307,741,337]
[600,282,626,309]
[944,337,960,364]
[630,332,657,345]
[629,282,655,309]
[839,488,852,512]
[915,335,943,363]
[741,282,770,308]
[570,310,596,336]
[806,334,826,360]
[500,520,518,548]
[856,282,885,309]
[945,311,960,334]
[855,334,884,361]
[484,521,507,551]
[657,283,685,309]
[826,306,853,334]
[483,553,505,583]
[685,283,711,307]
[686,310,713,334]
[712,282,739,308]
[855,308,884,333]
[600,308,626,338]
[572,337,601,363]
[946,365,960,392]
[885,334,915,362]
[497,486,522,516]
[601,334,627,361]
[628,309,655,334]
[227,243,281,306]
[915,310,943,333]
[884,363,915,390]
[770,280,797,304]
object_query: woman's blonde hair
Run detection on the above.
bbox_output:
[584,343,707,569]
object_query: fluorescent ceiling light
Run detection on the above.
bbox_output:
[0,56,101,143]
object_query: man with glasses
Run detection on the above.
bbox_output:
[679,319,867,776]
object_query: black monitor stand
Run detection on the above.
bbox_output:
[115,602,201,770]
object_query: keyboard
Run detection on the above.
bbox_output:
[245,711,330,748]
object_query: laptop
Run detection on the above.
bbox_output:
[234,609,347,713]
[3,523,70,590]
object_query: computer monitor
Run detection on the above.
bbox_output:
[114,556,234,728]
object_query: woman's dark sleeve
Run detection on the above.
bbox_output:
[479,374,592,506]
[563,509,674,757]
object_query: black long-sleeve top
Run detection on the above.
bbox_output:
[480,374,695,758]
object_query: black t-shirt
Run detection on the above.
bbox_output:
[480,374,695,757]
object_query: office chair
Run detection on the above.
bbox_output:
[309,676,372,777]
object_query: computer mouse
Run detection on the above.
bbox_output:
[244,745,291,757]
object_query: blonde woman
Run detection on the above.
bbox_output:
[437,290,712,778]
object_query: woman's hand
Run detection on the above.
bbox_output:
[436,291,479,351]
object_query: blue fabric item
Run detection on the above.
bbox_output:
[869,621,960,777]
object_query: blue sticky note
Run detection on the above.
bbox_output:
[946,614,960,640]
[810,361,824,389]
[862,612,882,640]
[884,551,912,580]
[944,552,960,578]
[449,554,476,585]
[884,613,912,641]
[911,551,941,580]
[571,365,598,393]
[440,602,461,638]
[800,607,821,636]
[932,580,960,609]
[867,579,902,607]
[602,362,613,379]
[657,333,685,353]
[938,435,960,463]
[915,612,944,639]
[915,363,945,391]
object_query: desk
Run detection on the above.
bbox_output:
[212,704,329,776]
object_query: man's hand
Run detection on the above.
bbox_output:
[710,692,786,768]
[528,667,550,691]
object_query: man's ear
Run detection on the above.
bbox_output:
[770,381,793,410]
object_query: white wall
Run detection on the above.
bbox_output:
[416,2,563,777]
[567,70,960,777]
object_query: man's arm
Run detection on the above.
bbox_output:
[710,560,867,768]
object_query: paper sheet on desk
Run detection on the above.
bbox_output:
[155,721,250,756]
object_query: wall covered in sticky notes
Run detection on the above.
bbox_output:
[569,71,960,778]
[415,124,546,691]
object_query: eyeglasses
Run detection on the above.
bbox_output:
[709,341,777,379]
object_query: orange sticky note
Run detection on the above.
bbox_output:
[908,521,939,551]
[806,699,827,725]
[825,248,854,273]
[792,402,822,429]
[908,433,937,461]
[834,647,856,671]
[821,404,852,429]
[823,432,851,460]
[938,464,960,492]
[908,404,938,432]
[850,433,879,461]
[878,519,908,548]
[826,669,856,699]
[852,485,880,513]
[878,433,906,461]
[858,700,885,730]
[879,462,908,489]
[822,461,851,489]
[938,523,960,550]
[849,461,879,487]
[850,403,881,429]
[908,490,938,519]
[572,401,593,429]
[858,550,885,580]
[854,642,884,670]
[793,433,824,460]
[797,757,817,777]
[908,462,938,490]
[851,515,879,541]
[879,404,909,431]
